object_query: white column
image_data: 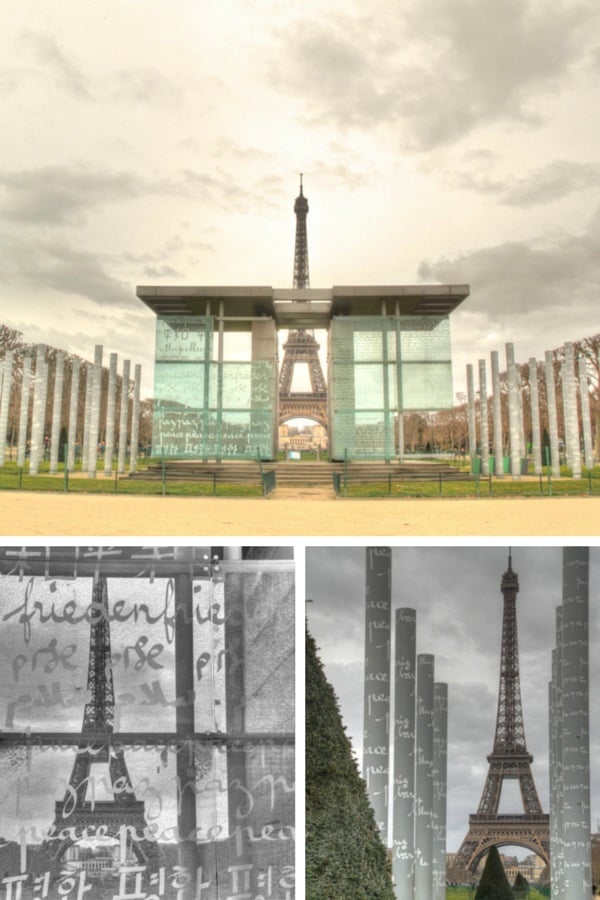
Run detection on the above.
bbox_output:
[104,352,118,475]
[129,363,141,474]
[118,359,130,474]
[549,610,564,900]
[577,355,594,470]
[29,344,47,475]
[529,357,542,475]
[81,363,93,469]
[555,549,591,899]
[49,352,64,474]
[432,683,448,900]
[17,355,32,468]
[414,653,434,900]
[491,350,504,476]
[363,547,392,847]
[0,351,14,465]
[393,608,416,900]
[562,343,581,478]
[544,351,561,477]
[67,359,80,472]
[87,345,103,478]
[478,359,489,476]
[506,344,521,477]
[466,364,476,464]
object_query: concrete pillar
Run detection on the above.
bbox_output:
[118,359,130,474]
[544,351,561,477]
[466,364,476,463]
[506,344,521,477]
[414,654,434,900]
[432,683,448,900]
[562,343,581,478]
[67,359,80,472]
[0,351,14,465]
[549,611,564,900]
[49,352,64,474]
[104,352,118,475]
[478,359,489,476]
[81,363,93,470]
[491,350,504,476]
[252,319,278,459]
[87,345,103,478]
[578,355,594,469]
[363,547,392,846]
[29,345,47,475]
[129,363,141,474]
[17,355,32,469]
[556,548,591,899]
[174,547,198,900]
[392,608,416,900]
[529,358,542,475]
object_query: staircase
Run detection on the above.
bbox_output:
[130,459,465,488]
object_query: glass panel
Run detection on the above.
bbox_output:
[397,316,451,362]
[400,362,454,409]
[154,362,205,404]
[155,315,212,361]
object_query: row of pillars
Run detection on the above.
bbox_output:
[0,345,142,477]
[466,342,594,478]
[549,548,591,900]
[363,548,448,900]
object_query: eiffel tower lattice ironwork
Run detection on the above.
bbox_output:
[279,175,328,427]
[42,576,162,872]
[453,552,550,871]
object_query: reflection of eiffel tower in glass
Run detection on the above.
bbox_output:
[278,176,328,428]
[43,576,161,873]
[453,552,549,872]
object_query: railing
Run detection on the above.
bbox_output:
[262,470,277,496]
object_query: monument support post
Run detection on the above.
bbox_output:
[506,344,521,477]
[432,683,448,900]
[104,352,118,475]
[491,350,504,476]
[478,359,489,475]
[129,363,141,474]
[67,359,80,472]
[577,355,594,469]
[553,548,590,899]
[392,608,416,899]
[562,343,581,478]
[117,359,130,474]
[362,547,392,847]
[49,352,64,474]
[529,358,542,475]
[414,654,434,900]
[544,351,561,477]
[466,364,476,464]
[17,354,32,469]
[29,344,47,475]
[0,351,14,465]
[87,345,103,478]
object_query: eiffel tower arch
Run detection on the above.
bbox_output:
[453,553,550,873]
[41,576,162,877]
[278,328,327,427]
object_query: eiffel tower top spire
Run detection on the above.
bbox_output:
[82,575,115,733]
[293,174,310,289]
[493,549,527,757]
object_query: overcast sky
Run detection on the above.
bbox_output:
[306,544,600,857]
[1,0,599,400]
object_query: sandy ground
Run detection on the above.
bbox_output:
[1,488,599,537]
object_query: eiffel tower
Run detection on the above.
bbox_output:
[453,552,550,871]
[278,176,328,427]
[42,575,162,874]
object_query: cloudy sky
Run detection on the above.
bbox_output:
[306,544,600,857]
[1,0,599,399]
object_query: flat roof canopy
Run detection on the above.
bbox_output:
[137,284,470,328]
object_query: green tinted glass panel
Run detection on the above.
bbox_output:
[397,316,451,362]
[400,362,453,410]
[155,316,212,361]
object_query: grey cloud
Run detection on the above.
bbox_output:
[271,1,597,149]
[451,160,600,206]
[19,29,91,99]
[0,231,134,308]
[418,209,600,321]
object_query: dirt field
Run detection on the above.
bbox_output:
[1,489,599,537]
